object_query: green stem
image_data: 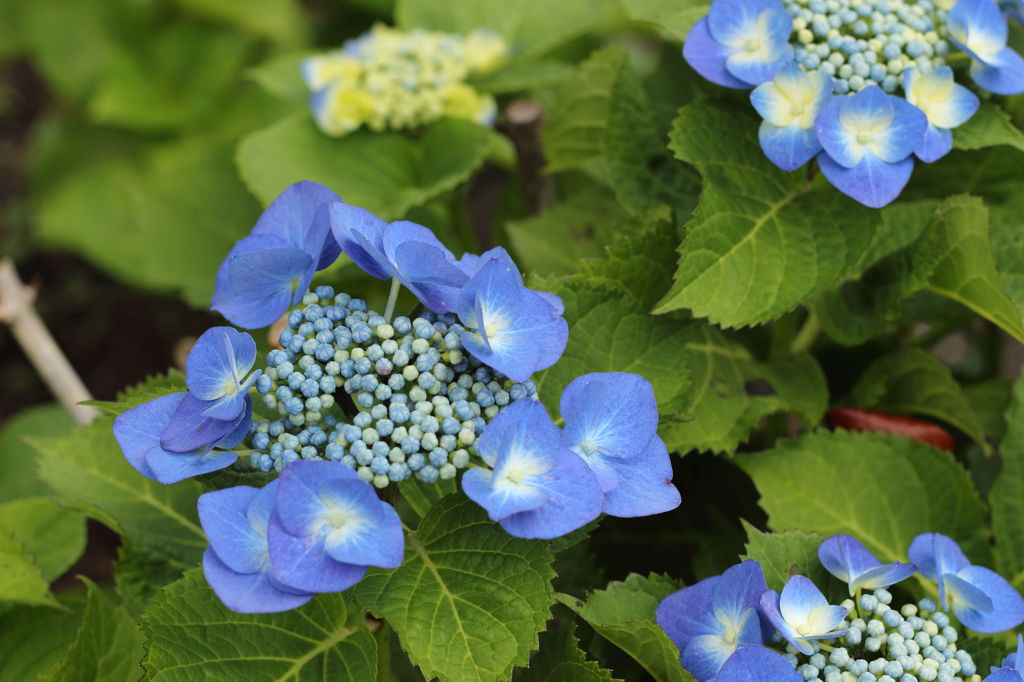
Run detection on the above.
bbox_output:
[789,311,821,354]
[383,277,401,322]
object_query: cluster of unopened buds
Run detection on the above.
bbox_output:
[657,532,1024,682]
[301,24,506,135]
[684,0,1024,207]
[112,180,682,613]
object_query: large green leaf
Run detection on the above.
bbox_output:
[990,376,1024,591]
[0,529,58,608]
[513,620,620,681]
[655,101,887,328]
[988,189,1024,314]
[558,574,693,682]
[30,417,206,567]
[172,0,303,44]
[738,430,989,565]
[0,404,73,503]
[142,569,376,680]
[845,348,988,450]
[741,522,830,593]
[0,498,86,582]
[617,0,707,41]
[352,496,555,682]
[42,579,145,682]
[237,114,492,220]
[953,101,1024,154]
[0,599,84,682]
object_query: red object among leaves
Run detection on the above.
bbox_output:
[826,408,955,452]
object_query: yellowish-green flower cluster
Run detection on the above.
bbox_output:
[302,25,507,136]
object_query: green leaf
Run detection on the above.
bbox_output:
[395,0,619,59]
[918,195,1024,343]
[558,574,693,682]
[171,0,303,44]
[247,52,311,101]
[988,189,1024,313]
[738,430,990,565]
[953,101,1024,154]
[990,375,1024,590]
[42,579,144,682]
[740,521,830,593]
[0,529,59,607]
[0,404,73,503]
[845,348,988,450]
[0,498,86,582]
[964,377,1014,443]
[397,476,458,520]
[115,541,190,614]
[30,417,206,567]
[617,0,707,41]
[0,599,84,682]
[141,569,376,680]
[512,619,620,681]
[351,495,555,682]
[655,100,886,328]
[470,60,573,94]
[237,114,492,220]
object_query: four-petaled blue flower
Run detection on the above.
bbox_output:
[656,560,772,681]
[986,634,1024,682]
[709,646,801,682]
[909,532,1024,633]
[683,0,794,89]
[212,181,341,329]
[903,66,980,162]
[815,85,928,208]
[199,481,315,613]
[461,399,603,539]
[267,459,404,594]
[818,533,917,596]
[759,574,848,655]
[947,0,1024,95]
[750,63,833,171]
[559,372,681,518]
[184,326,262,421]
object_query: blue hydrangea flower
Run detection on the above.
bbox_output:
[266,459,404,594]
[184,326,261,421]
[212,181,341,329]
[199,481,315,613]
[710,646,802,682]
[559,372,680,518]
[759,574,848,655]
[455,256,568,383]
[948,0,1024,94]
[750,63,833,171]
[683,0,794,89]
[458,247,565,315]
[327,202,393,279]
[903,66,981,162]
[461,399,602,539]
[818,533,917,595]
[988,635,1024,681]
[113,393,244,484]
[815,85,928,207]
[656,560,772,681]
[909,532,1024,633]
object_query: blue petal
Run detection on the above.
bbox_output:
[266,512,367,593]
[112,393,183,480]
[758,121,822,171]
[560,371,659,465]
[159,393,239,454]
[599,436,681,518]
[908,532,971,582]
[814,96,861,169]
[683,633,740,681]
[202,547,313,614]
[953,565,1024,633]
[818,534,879,584]
[714,646,803,682]
[462,466,548,519]
[328,202,393,279]
[683,19,753,89]
[851,562,918,593]
[985,670,1024,682]
[145,443,237,486]
[707,0,784,45]
[497,449,603,540]
[970,47,1024,94]
[185,326,257,401]
[249,180,341,270]
[723,13,794,86]
[948,0,1009,60]
[758,589,809,654]
[779,575,828,628]
[944,572,994,612]
[197,485,265,574]
[657,575,721,645]
[817,151,914,208]
[917,125,954,163]
[474,399,560,469]
[384,220,469,313]
[536,291,565,315]
[712,560,770,641]
[214,395,253,450]
[318,477,404,569]
[272,459,361,535]
[873,96,928,163]
[212,239,314,329]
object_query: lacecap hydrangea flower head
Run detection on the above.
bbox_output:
[682,0,1024,207]
[112,180,681,613]
[656,531,1024,682]
[301,24,506,136]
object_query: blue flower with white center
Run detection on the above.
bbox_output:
[947,0,1024,94]
[814,85,927,207]
[455,255,568,383]
[458,247,565,315]
[987,635,1024,681]
[750,62,834,170]
[185,326,261,421]
[113,393,244,485]
[683,0,795,89]
[759,574,849,655]
[559,372,681,518]
[655,560,772,681]
[199,481,315,613]
[461,399,602,539]
[903,66,980,162]
[909,532,1024,633]
[212,181,341,329]
[266,459,404,593]
[818,534,918,595]
[710,646,802,682]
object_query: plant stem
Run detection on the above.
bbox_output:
[384,277,401,322]
[790,310,821,354]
